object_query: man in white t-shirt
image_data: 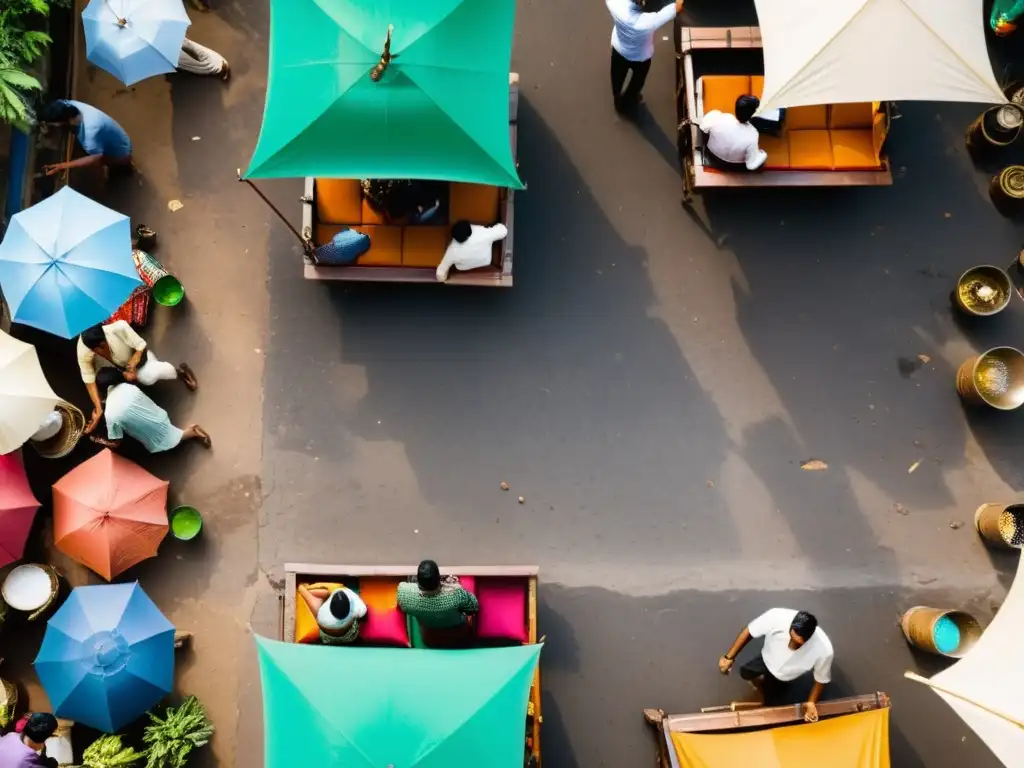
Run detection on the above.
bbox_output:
[718,608,833,722]
[700,94,768,171]
[606,0,684,113]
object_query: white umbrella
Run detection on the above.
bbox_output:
[906,552,1024,767]
[754,0,1007,111]
[0,330,59,454]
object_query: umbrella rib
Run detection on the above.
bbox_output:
[54,216,128,263]
[898,0,1005,100]
[904,671,1024,728]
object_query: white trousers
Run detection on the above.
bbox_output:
[177,38,228,76]
[137,354,178,386]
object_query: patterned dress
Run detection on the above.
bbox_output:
[397,581,479,628]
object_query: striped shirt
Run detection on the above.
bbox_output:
[397,582,479,628]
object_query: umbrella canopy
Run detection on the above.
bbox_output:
[907,553,1024,767]
[245,0,523,188]
[257,638,541,767]
[0,330,59,454]
[0,186,141,339]
[0,453,41,567]
[82,0,192,86]
[35,582,175,732]
[753,0,1007,111]
[53,449,169,580]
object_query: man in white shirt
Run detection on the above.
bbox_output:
[606,0,684,113]
[718,609,834,722]
[436,220,508,282]
[700,94,768,171]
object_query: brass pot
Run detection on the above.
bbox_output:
[900,607,981,658]
[954,265,1012,316]
[956,346,1024,409]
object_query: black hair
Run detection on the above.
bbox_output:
[329,590,351,619]
[39,100,79,124]
[95,367,126,396]
[450,220,472,243]
[80,324,106,349]
[735,95,760,123]
[417,559,441,591]
[790,611,818,641]
[23,712,58,743]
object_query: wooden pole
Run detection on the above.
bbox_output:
[236,169,310,251]
[904,671,1024,728]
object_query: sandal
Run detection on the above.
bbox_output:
[193,426,212,448]
[177,363,198,391]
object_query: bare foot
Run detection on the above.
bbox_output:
[193,425,212,448]
[643,708,665,726]
[177,363,198,391]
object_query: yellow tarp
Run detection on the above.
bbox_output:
[671,708,890,768]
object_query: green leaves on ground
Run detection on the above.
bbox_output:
[143,696,214,768]
[77,734,144,768]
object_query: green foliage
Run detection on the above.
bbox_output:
[0,0,63,126]
[77,735,144,768]
[143,697,214,768]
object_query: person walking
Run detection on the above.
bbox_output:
[77,320,197,433]
[39,100,132,177]
[86,368,210,453]
[718,609,833,722]
[606,0,684,114]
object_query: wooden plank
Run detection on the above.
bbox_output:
[301,177,314,242]
[664,692,890,734]
[681,26,763,51]
[284,571,297,643]
[284,563,540,578]
[692,165,893,188]
[661,720,682,768]
[302,263,511,286]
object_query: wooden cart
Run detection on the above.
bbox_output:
[299,75,520,287]
[675,25,893,203]
[648,692,891,767]
[283,563,542,766]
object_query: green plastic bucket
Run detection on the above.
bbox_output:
[133,250,185,307]
[169,506,203,541]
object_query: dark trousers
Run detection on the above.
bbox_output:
[610,48,651,111]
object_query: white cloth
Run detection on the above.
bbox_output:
[753,0,1006,111]
[748,608,833,684]
[700,111,767,170]
[436,224,508,281]
[77,320,147,384]
[177,38,228,76]
[606,0,676,62]
[135,354,178,386]
[316,587,367,631]
[30,410,63,442]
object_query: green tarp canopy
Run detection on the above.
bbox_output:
[256,637,542,767]
[245,0,523,189]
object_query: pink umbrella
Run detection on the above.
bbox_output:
[0,452,41,567]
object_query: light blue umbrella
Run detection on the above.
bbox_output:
[0,186,141,338]
[34,583,175,733]
[83,0,191,86]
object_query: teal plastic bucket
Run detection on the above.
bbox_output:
[169,506,203,541]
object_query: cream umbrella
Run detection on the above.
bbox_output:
[754,0,1007,111]
[0,330,59,454]
[905,552,1024,767]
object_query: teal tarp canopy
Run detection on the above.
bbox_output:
[256,637,541,767]
[245,0,523,188]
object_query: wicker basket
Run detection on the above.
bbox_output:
[30,401,85,459]
[0,678,17,729]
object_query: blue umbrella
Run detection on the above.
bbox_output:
[0,186,141,338]
[34,582,175,732]
[83,0,191,86]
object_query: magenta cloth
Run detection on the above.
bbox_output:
[457,575,476,595]
[360,607,410,647]
[475,578,528,643]
[0,453,41,567]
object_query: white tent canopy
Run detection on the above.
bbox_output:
[906,552,1024,768]
[753,0,1007,111]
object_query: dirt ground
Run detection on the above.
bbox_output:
[6,0,1024,766]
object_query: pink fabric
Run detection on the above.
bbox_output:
[360,607,410,647]
[0,453,41,567]
[475,578,528,643]
[457,575,476,595]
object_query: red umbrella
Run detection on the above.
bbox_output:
[0,452,41,567]
[53,449,168,581]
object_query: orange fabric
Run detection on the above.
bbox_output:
[750,76,764,101]
[786,105,828,130]
[829,102,875,129]
[670,708,890,768]
[52,449,169,581]
[295,581,344,643]
[788,130,834,170]
[315,179,362,225]
[402,227,448,267]
[361,197,387,225]
[450,183,501,224]
[831,130,881,170]
[359,578,401,610]
[871,112,888,164]
[701,75,752,117]
[315,224,404,266]
[760,135,791,170]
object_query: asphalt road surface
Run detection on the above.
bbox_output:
[13,0,1024,766]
